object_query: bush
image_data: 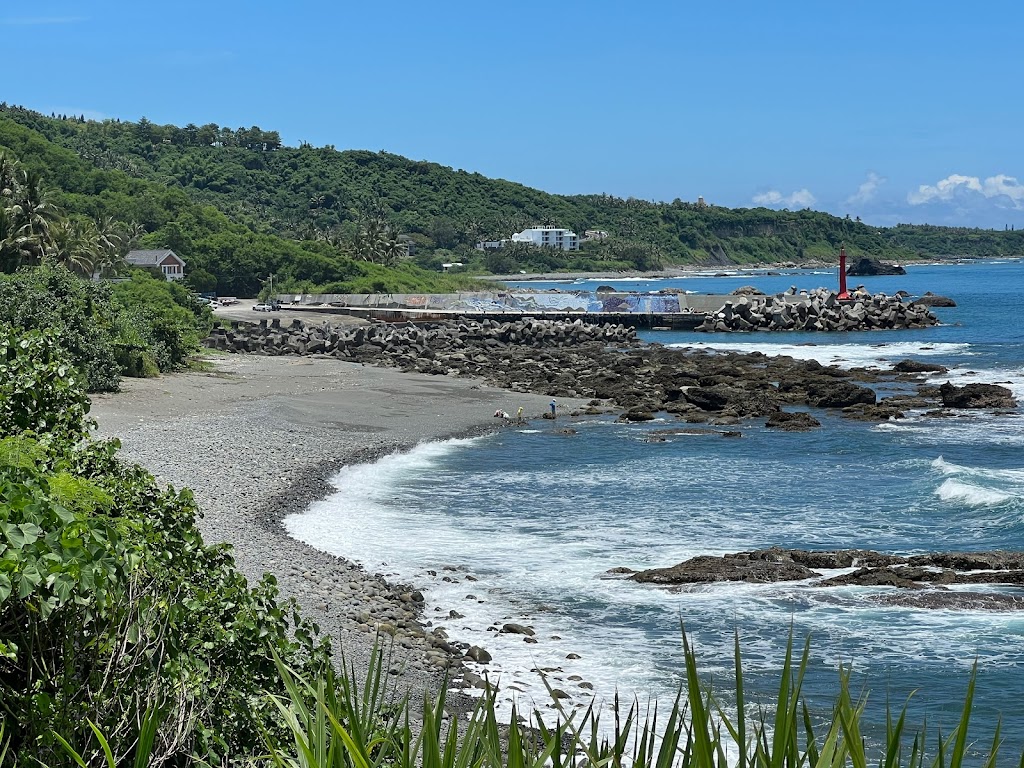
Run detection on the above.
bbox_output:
[0,265,121,392]
[0,324,331,765]
[0,325,92,441]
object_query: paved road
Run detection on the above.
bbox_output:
[211,302,367,327]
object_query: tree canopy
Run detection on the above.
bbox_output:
[1,103,1021,290]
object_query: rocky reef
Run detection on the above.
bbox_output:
[624,547,1024,610]
[204,319,1016,425]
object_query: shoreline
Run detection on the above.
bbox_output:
[89,354,588,708]
[477,255,1016,284]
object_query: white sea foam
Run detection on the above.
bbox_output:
[935,479,1014,506]
[671,340,972,370]
[932,457,1024,483]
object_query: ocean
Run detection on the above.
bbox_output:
[285,259,1024,758]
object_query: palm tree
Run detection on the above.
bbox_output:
[45,218,98,276]
[90,216,126,277]
[0,153,20,198]
[10,169,61,263]
[354,216,387,264]
[0,206,31,272]
[381,231,409,267]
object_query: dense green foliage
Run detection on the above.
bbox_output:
[2,104,1022,286]
[0,328,93,442]
[0,108,488,296]
[0,325,331,765]
[0,265,210,392]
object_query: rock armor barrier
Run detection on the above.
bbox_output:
[696,288,939,332]
[203,317,637,372]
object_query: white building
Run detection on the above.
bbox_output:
[511,227,580,251]
[124,249,186,280]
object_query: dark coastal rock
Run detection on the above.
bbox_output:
[893,359,949,374]
[908,551,1024,571]
[841,403,906,422]
[729,547,907,569]
[630,555,818,585]
[465,646,492,663]
[500,623,535,636]
[683,385,780,416]
[815,566,954,589]
[938,382,1017,409]
[911,292,957,307]
[621,408,656,422]
[805,380,876,408]
[764,411,821,431]
[871,591,1024,611]
[682,386,731,411]
[846,258,907,276]
[732,285,765,295]
[956,571,1024,586]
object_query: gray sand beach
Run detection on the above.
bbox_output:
[89,353,585,704]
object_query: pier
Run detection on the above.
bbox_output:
[276,291,739,330]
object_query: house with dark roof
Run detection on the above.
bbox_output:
[124,249,186,280]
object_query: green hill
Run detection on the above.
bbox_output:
[2,104,1022,293]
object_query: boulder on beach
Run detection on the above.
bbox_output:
[846,258,907,276]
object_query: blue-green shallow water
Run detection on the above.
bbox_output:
[288,260,1024,761]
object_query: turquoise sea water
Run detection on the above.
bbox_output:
[287,260,1024,760]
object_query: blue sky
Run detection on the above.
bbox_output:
[5,1,1024,228]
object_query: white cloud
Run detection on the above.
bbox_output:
[847,172,886,205]
[908,173,1024,209]
[752,188,816,208]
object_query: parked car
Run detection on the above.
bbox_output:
[252,303,273,312]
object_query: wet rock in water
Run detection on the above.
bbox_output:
[911,292,957,307]
[730,547,907,569]
[846,258,906,276]
[732,285,765,295]
[893,359,949,374]
[630,555,818,585]
[938,382,1017,409]
[500,622,536,636]
[465,646,492,663]
[603,567,636,576]
[842,402,906,422]
[621,407,656,422]
[908,551,1024,571]
[872,591,1024,611]
[815,566,955,589]
[765,411,821,431]
[806,380,876,408]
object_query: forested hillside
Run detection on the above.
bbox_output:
[2,104,1022,292]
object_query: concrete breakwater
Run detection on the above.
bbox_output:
[205,316,636,372]
[698,288,939,332]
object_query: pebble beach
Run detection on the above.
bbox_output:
[89,353,586,707]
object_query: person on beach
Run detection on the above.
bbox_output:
[516,406,524,421]
[549,399,556,416]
